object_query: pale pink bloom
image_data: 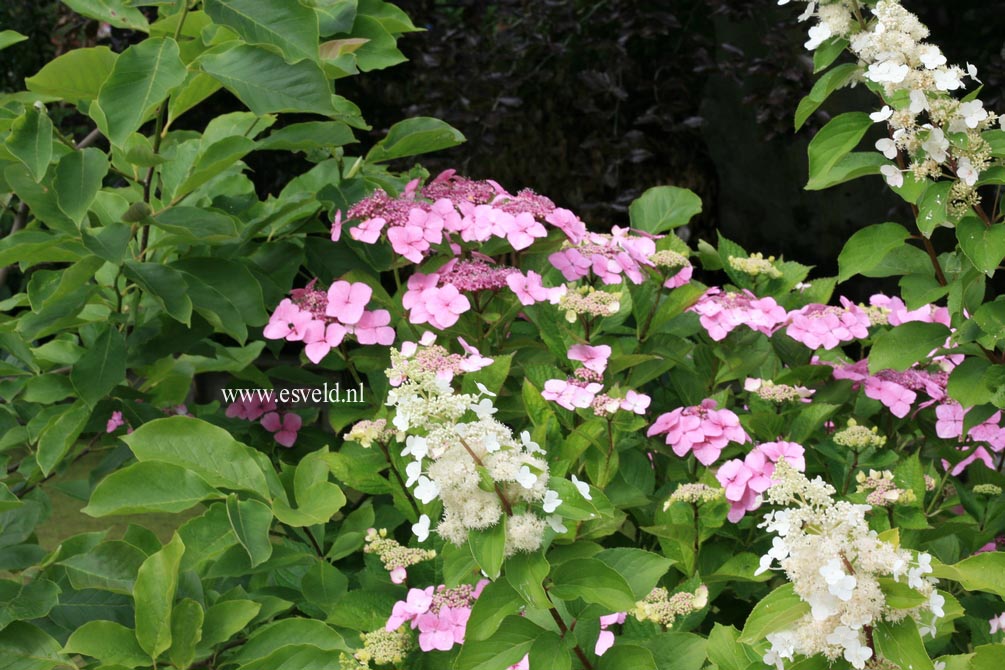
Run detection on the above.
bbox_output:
[458,337,494,371]
[620,390,651,415]
[504,211,548,250]
[390,566,407,584]
[690,289,787,341]
[546,207,587,243]
[261,412,302,448]
[936,403,964,439]
[549,248,593,281]
[541,379,603,411]
[330,211,343,242]
[417,606,470,651]
[869,294,950,326]
[991,612,1005,635]
[352,309,395,346]
[664,263,693,289]
[106,411,125,433]
[567,344,612,374]
[508,655,530,670]
[757,441,806,471]
[506,270,552,305]
[304,323,348,364]
[325,281,373,326]
[786,300,871,350]
[647,399,749,466]
[388,223,429,263]
[387,587,434,631]
[718,441,805,522]
[402,273,440,311]
[349,216,386,244]
[942,445,995,475]
[864,378,916,418]
[423,285,471,329]
[595,612,626,656]
[263,299,317,341]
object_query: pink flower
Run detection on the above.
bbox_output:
[595,612,626,656]
[304,323,347,364]
[936,403,964,439]
[785,301,871,350]
[757,441,806,471]
[506,271,554,306]
[106,411,125,433]
[542,379,603,411]
[423,285,471,329]
[864,378,916,418]
[647,399,750,466]
[503,211,547,250]
[620,390,651,415]
[261,412,302,448]
[390,566,407,584]
[508,655,530,670]
[567,344,612,374]
[417,606,470,652]
[549,248,592,281]
[388,223,430,263]
[263,299,318,341]
[664,263,693,289]
[352,309,395,346]
[325,280,373,326]
[991,612,1005,635]
[225,396,276,421]
[546,207,587,243]
[387,587,434,631]
[349,216,386,244]
[403,273,440,311]
[690,289,787,341]
[942,445,996,475]
[458,337,494,372]
[330,211,343,242]
[718,441,806,522]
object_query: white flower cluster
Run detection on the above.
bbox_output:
[385,340,569,556]
[756,460,943,670]
[785,0,998,214]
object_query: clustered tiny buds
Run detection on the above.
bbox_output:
[341,628,412,668]
[729,253,783,279]
[973,483,1002,496]
[666,483,723,508]
[757,460,943,670]
[631,585,709,627]
[834,419,888,450]
[364,528,436,584]
[745,378,815,403]
[345,419,393,448]
[855,469,916,507]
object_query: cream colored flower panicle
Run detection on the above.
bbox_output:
[756,460,942,670]
[786,0,1000,215]
[385,339,566,556]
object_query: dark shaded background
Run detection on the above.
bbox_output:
[4,0,1005,287]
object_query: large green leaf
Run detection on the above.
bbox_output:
[469,518,507,581]
[549,557,636,611]
[62,0,149,31]
[795,63,860,131]
[5,107,53,183]
[199,44,334,115]
[366,117,465,162]
[868,322,951,374]
[62,620,148,668]
[35,400,91,476]
[874,618,933,670]
[594,548,672,601]
[0,622,70,669]
[204,0,320,63]
[134,533,185,659]
[837,222,911,282]
[84,461,220,517]
[738,583,809,644]
[465,578,523,642]
[59,541,147,594]
[225,494,273,567]
[228,618,348,664]
[453,616,546,670]
[805,112,873,190]
[70,324,127,408]
[53,148,109,226]
[123,260,194,325]
[957,218,1005,276]
[272,448,346,527]
[932,552,1005,598]
[170,258,267,344]
[122,416,272,499]
[167,598,204,669]
[629,185,703,235]
[0,578,60,630]
[25,47,117,101]
[95,37,187,146]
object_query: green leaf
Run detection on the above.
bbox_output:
[258,121,355,151]
[199,44,335,115]
[0,578,60,630]
[62,0,150,31]
[837,222,911,282]
[35,400,91,476]
[59,540,146,594]
[152,207,240,244]
[122,416,272,499]
[0,30,28,50]
[813,37,849,72]
[123,260,194,325]
[805,112,873,190]
[95,37,187,146]
[505,551,551,609]
[5,107,53,183]
[972,645,1005,670]
[795,63,859,131]
[204,0,320,63]
[806,151,886,191]
[465,578,523,641]
[167,598,204,669]
[549,557,636,611]
[957,218,1005,276]
[70,324,127,408]
[874,618,933,670]
[25,46,118,101]
[53,148,110,226]
[273,448,346,526]
[646,632,708,670]
[171,258,267,344]
[629,185,703,235]
[134,533,185,659]
[83,221,132,264]
[868,322,951,374]
[877,578,926,609]
[453,615,545,670]
[468,517,506,580]
[199,599,261,649]
[63,620,148,668]
[0,622,70,668]
[84,461,219,516]
[706,624,761,670]
[947,357,992,407]
[229,618,347,664]
[916,181,953,237]
[528,632,572,670]
[225,494,273,567]
[594,548,672,601]
[366,117,465,162]
[599,644,657,670]
[739,583,810,644]
[931,552,1005,598]
[310,0,358,36]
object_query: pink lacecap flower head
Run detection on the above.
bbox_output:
[261,411,302,448]
[546,207,587,243]
[325,280,373,326]
[423,285,471,329]
[541,379,603,411]
[567,344,612,374]
[387,221,430,263]
[863,377,916,419]
[647,399,749,466]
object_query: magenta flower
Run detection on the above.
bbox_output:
[261,411,302,448]
[546,207,587,244]
[717,441,805,522]
[106,411,125,433]
[647,399,749,466]
[349,216,386,244]
[225,396,276,421]
[567,344,612,374]
[325,280,373,326]
[304,322,347,364]
[388,223,429,263]
[785,300,871,350]
[689,289,787,341]
[416,606,471,651]
[503,211,548,250]
[506,270,552,306]
[549,248,592,281]
[863,378,916,418]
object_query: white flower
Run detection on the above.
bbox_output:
[413,475,440,504]
[571,475,592,500]
[521,431,544,454]
[819,558,857,601]
[542,489,563,514]
[755,554,774,576]
[990,611,1005,634]
[763,632,796,670]
[959,100,988,129]
[392,409,411,432]
[869,106,893,122]
[933,68,963,91]
[403,435,428,460]
[875,138,898,160]
[825,625,860,649]
[808,590,840,620]
[919,45,947,69]
[881,164,904,188]
[866,60,909,84]
[805,24,832,50]
[844,642,873,669]
[910,89,929,114]
[929,591,945,618]
[546,515,568,533]
[475,382,496,397]
[967,63,981,82]
[470,398,497,419]
[516,465,537,489]
[957,157,979,186]
[412,513,431,542]
[483,433,501,453]
[935,661,947,670]
[921,128,949,163]
[405,460,423,487]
